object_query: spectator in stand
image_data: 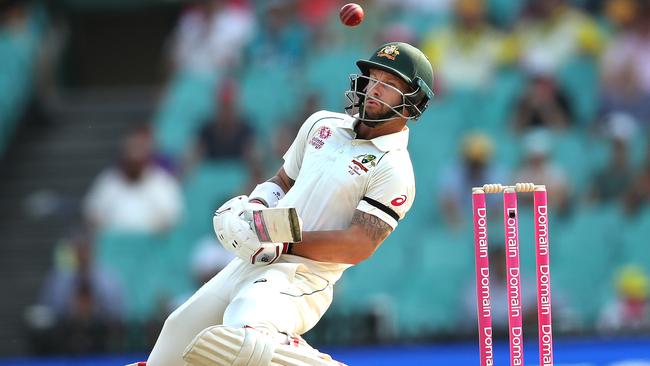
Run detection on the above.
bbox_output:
[515,0,603,75]
[297,0,338,29]
[0,0,29,29]
[184,78,262,183]
[27,230,124,354]
[513,130,571,215]
[246,0,309,69]
[623,139,650,214]
[421,0,514,92]
[598,265,650,333]
[438,132,507,230]
[190,79,257,161]
[601,0,639,35]
[375,0,455,17]
[601,0,650,127]
[83,126,183,234]
[638,143,650,202]
[169,0,254,76]
[589,112,637,203]
[513,70,574,134]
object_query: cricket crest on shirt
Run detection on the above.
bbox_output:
[348,154,376,175]
[309,126,333,150]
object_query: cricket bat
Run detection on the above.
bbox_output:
[249,207,302,243]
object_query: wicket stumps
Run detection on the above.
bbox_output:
[471,183,553,366]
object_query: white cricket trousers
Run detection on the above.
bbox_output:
[147,257,334,366]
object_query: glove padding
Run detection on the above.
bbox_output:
[214,195,250,218]
[214,196,284,265]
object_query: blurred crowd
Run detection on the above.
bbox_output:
[2,0,649,355]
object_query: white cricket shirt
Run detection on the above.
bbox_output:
[276,110,416,282]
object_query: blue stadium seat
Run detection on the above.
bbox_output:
[586,131,648,184]
[475,68,526,135]
[552,204,622,324]
[338,225,411,298]
[491,130,524,171]
[557,56,599,126]
[95,230,164,321]
[487,0,526,28]
[394,226,474,335]
[155,71,220,156]
[550,131,591,192]
[620,206,650,273]
[0,4,45,155]
[410,98,465,169]
[180,160,250,242]
[240,65,300,140]
[304,48,363,111]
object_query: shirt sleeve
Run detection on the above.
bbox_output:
[282,111,326,180]
[82,169,114,226]
[356,157,415,229]
[150,169,183,230]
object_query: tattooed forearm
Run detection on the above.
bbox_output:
[350,210,393,243]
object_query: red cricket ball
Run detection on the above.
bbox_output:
[339,3,364,27]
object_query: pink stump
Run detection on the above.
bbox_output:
[503,189,524,366]
[472,190,493,366]
[535,188,554,365]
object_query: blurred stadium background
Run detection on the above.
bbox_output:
[0,0,649,364]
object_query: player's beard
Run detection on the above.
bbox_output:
[361,101,399,127]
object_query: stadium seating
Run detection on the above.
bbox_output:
[154,71,220,156]
[620,206,650,273]
[395,226,475,335]
[487,0,527,28]
[474,68,526,135]
[144,6,649,336]
[239,64,301,141]
[180,160,250,242]
[550,130,592,191]
[557,56,599,126]
[304,48,364,112]
[95,230,164,321]
[552,203,623,324]
[0,4,47,156]
[93,160,251,320]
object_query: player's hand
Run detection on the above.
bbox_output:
[213,196,284,265]
[214,195,248,218]
[214,195,266,226]
[213,195,266,233]
[216,212,284,265]
[243,200,266,218]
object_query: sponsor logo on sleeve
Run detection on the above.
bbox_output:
[391,195,407,206]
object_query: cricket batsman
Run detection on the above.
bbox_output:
[144,42,434,366]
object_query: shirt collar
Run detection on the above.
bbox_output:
[337,117,410,152]
[370,127,409,151]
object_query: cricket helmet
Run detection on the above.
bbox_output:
[345,42,434,124]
